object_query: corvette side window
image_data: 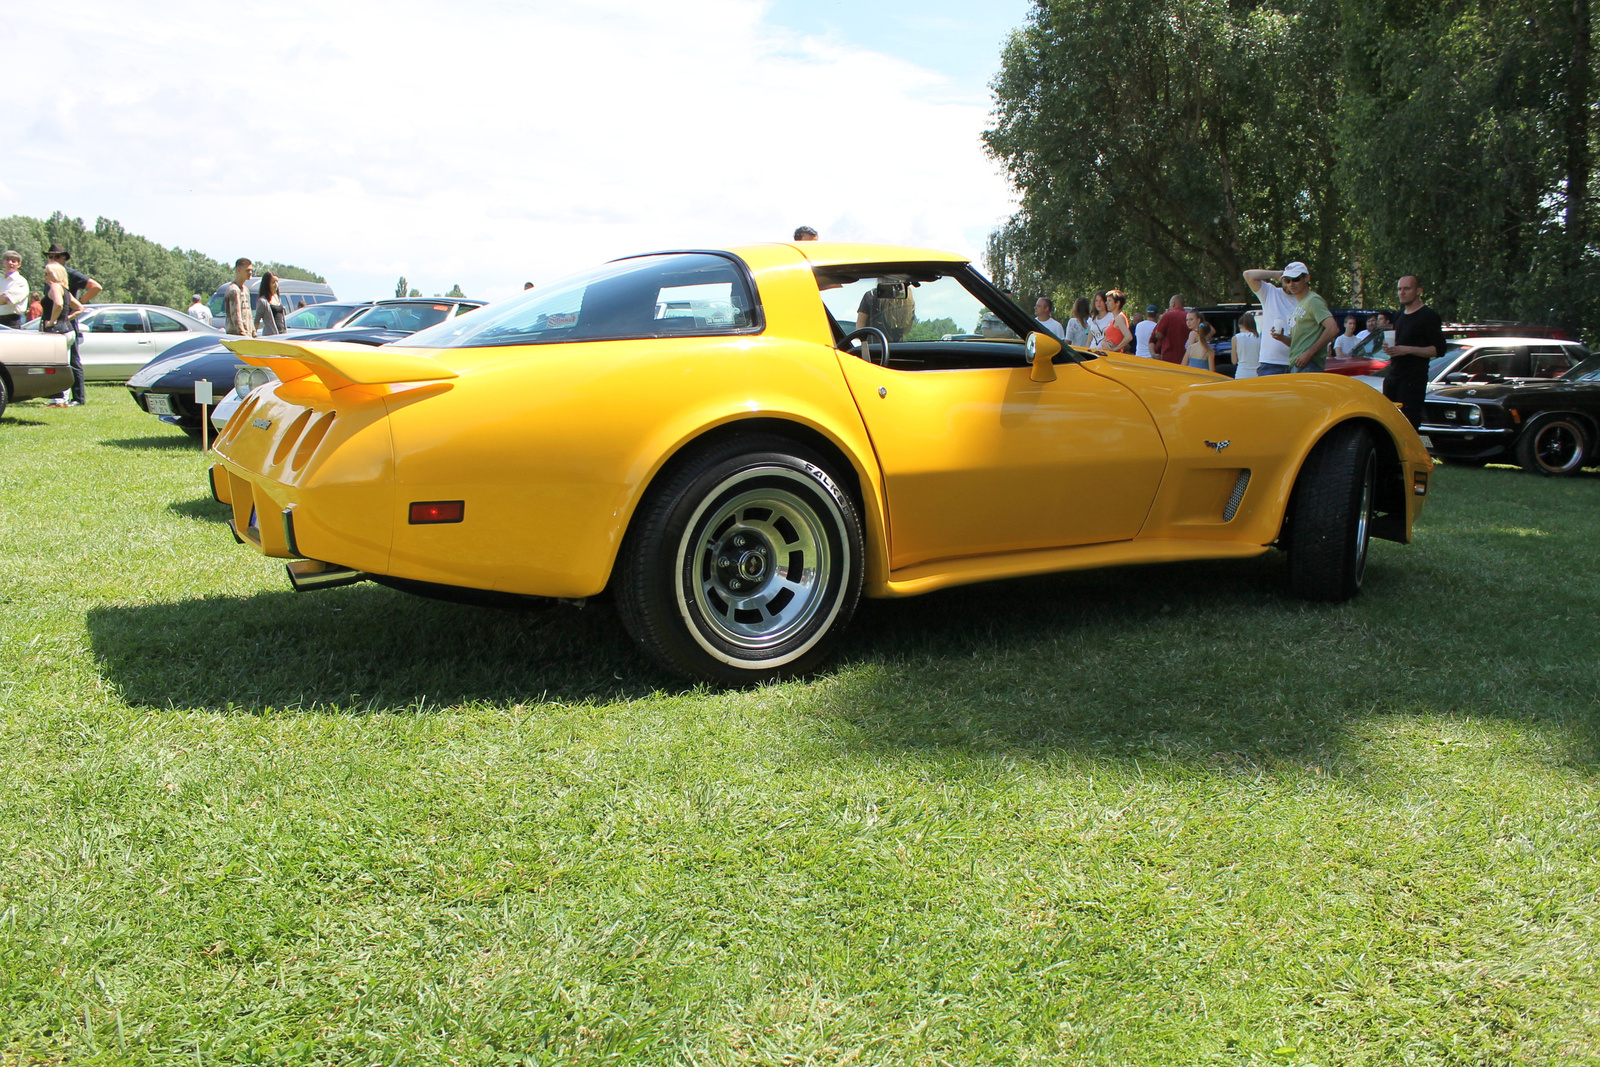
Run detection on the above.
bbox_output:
[816,267,1032,371]
[405,253,758,349]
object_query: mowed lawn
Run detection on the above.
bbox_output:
[2,386,1597,1066]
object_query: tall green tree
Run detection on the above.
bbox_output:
[1338,0,1597,328]
[985,0,1349,306]
[0,213,325,309]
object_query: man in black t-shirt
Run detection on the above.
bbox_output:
[1384,275,1447,431]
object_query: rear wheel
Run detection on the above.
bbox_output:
[1287,423,1377,602]
[1514,415,1588,475]
[615,435,863,685]
[0,375,9,419]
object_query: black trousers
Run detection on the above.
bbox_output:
[1383,356,1428,431]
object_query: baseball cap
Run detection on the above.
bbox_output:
[1282,261,1309,279]
[1145,304,1158,313]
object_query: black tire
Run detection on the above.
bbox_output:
[0,375,8,419]
[1287,422,1377,602]
[615,435,863,684]
[1514,414,1588,476]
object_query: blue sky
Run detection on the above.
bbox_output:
[3,1,1037,303]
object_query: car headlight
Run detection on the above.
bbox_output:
[1466,405,1482,425]
[233,365,274,399]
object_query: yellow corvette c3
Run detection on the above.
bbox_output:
[209,242,1431,683]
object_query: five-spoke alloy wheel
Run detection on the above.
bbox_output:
[1515,415,1589,476]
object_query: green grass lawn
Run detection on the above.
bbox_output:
[2,386,1597,1065]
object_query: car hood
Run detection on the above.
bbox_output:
[1429,379,1588,402]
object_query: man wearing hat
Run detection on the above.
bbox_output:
[1134,303,1159,357]
[43,244,100,407]
[186,293,213,325]
[1243,262,1334,375]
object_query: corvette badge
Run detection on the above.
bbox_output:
[1205,439,1230,452]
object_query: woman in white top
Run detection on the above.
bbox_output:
[1231,312,1261,378]
[1064,296,1092,347]
[254,272,286,336]
[1088,290,1112,347]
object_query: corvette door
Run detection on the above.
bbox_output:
[837,354,1167,570]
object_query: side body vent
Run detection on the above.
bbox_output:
[1223,469,1252,521]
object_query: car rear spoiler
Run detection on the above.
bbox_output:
[222,338,459,389]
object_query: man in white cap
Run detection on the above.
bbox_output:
[1242,261,1335,375]
[186,293,213,325]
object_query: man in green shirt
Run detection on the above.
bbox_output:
[1269,261,1338,372]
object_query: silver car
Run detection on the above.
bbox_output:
[26,304,223,381]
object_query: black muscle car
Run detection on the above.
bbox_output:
[1421,354,1600,474]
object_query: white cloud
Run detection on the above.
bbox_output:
[5,0,1016,302]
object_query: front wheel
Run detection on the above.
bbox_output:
[1514,415,1589,475]
[615,436,864,684]
[1287,422,1377,602]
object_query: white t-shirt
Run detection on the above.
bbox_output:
[1134,318,1157,357]
[1089,312,1113,347]
[1333,333,1360,358]
[1254,282,1297,365]
[1039,316,1064,339]
[187,302,214,325]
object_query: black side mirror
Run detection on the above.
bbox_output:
[1442,372,1469,383]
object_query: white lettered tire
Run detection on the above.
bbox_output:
[616,435,863,684]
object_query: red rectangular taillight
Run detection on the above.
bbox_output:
[409,500,464,524]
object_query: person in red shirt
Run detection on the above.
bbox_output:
[1147,294,1190,364]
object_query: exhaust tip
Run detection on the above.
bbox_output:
[286,559,368,592]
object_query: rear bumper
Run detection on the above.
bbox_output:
[6,363,72,401]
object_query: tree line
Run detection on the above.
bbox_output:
[0,213,324,310]
[984,0,1596,336]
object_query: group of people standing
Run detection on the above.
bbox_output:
[1034,260,1446,428]
[1035,290,1220,370]
[1,243,102,407]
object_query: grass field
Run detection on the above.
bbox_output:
[2,385,1597,1065]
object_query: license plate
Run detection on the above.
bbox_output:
[1418,434,1433,447]
[146,393,173,416]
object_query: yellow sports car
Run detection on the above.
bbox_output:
[208,243,1431,683]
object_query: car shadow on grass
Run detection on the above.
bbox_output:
[83,534,1598,769]
[820,545,1600,771]
[0,415,48,426]
[167,496,230,523]
[85,582,672,711]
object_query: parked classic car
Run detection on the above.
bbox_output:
[23,303,223,381]
[127,298,482,437]
[1421,353,1600,474]
[0,324,73,416]
[1425,336,1589,392]
[207,242,1431,684]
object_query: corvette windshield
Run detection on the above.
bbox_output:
[404,253,756,348]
